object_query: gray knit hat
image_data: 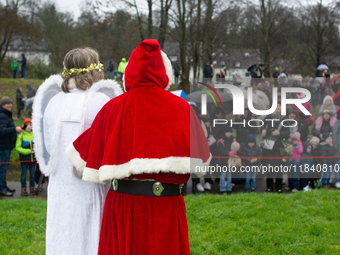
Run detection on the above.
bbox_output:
[310,136,320,145]
[0,97,13,106]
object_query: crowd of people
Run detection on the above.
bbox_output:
[190,91,340,195]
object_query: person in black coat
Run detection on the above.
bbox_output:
[16,88,24,118]
[0,97,23,196]
[203,61,212,81]
[174,61,181,84]
[107,60,114,79]
[312,112,333,141]
[233,107,257,147]
[261,103,290,193]
[286,108,309,142]
[19,53,27,78]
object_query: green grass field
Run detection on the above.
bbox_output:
[1,191,340,254]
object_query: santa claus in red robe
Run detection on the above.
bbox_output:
[66,39,211,254]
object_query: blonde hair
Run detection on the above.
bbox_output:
[61,47,104,92]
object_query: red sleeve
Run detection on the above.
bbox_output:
[190,107,211,176]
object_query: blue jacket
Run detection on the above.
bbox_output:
[0,106,17,151]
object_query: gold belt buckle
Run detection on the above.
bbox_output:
[153,182,164,196]
[179,184,184,194]
[112,179,118,191]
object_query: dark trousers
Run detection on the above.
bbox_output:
[266,176,283,191]
[175,75,179,84]
[12,70,17,78]
[21,66,25,78]
[263,157,283,191]
[17,108,22,118]
[0,150,11,193]
[20,162,36,188]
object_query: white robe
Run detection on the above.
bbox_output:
[43,88,110,255]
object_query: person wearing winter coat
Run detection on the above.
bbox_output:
[319,95,336,115]
[174,61,181,84]
[233,108,257,146]
[0,97,23,196]
[16,88,24,118]
[300,141,314,189]
[107,60,114,79]
[310,136,321,187]
[18,53,26,78]
[331,110,340,189]
[287,108,309,142]
[312,112,334,141]
[261,103,290,193]
[242,134,261,192]
[203,61,213,82]
[25,83,37,117]
[217,124,235,194]
[11,60,19,78]
[288,132,303,192]
[16,118,36,196]
[319,133,336,188]
[118,57,128,81]
[26,83,36,98]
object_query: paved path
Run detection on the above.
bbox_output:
[0,174,291,200]
[0,181,48,200]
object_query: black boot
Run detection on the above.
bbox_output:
[7,186,16,193]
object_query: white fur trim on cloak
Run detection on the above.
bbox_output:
[66,142,211,183]
[190,153,212,177]
[65,143,86,172]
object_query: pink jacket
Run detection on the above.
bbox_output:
[315,115,337,130]
[292,140,303,158]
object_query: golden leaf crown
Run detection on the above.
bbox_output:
[62,62,104,76]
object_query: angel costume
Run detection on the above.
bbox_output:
[32,75,123,255]
[66,40,211,254]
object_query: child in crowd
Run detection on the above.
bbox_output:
[309,136,321,188]
[242,134,261,192]
[319,133,336,189]
[16,118,36,196]
[319,95,336,115]
[217,125,235,195]
[289,132,303,192]
[228,142,241,168]
[300,142,313,190]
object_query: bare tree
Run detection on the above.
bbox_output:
[297,1,339,76]
[0,0,39,77]
[158,0,173,47]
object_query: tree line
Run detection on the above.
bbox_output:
[0,0,339,93]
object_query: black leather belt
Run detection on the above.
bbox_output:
[110,179,183,197]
